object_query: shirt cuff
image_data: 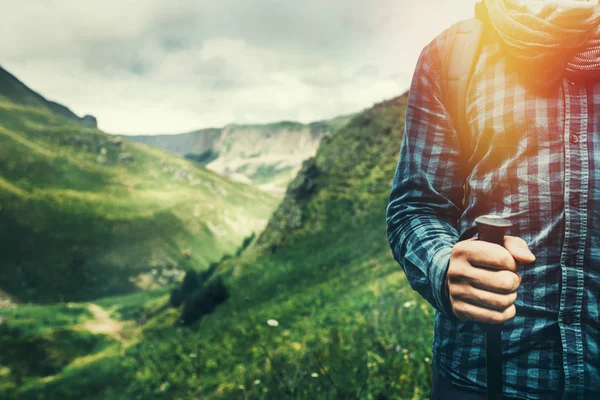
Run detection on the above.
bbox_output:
[429,246,456,319]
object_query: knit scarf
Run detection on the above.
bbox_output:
[484,0,600,87]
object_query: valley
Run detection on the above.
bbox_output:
[0,65,435,399]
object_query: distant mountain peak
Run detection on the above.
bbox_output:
[127,115,353,195]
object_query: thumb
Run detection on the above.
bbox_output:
[504,235,536,263]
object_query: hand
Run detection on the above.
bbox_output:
[445,236,535,324]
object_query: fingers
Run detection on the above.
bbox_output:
[451,301,516,325]
[453,235,535,272]
[453,240,518,272]
[448,262,521,294]
[446,234,531,324]
[450,283,517,311]
[503,235,536,263]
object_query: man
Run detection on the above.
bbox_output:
[386,0,600,399]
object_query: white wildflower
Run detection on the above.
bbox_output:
[311,372,319,378]
[254,379,261,385]
[189,353,197,358]
[403,300,415,308]
[267,319,279,327]
[425,357,431,363]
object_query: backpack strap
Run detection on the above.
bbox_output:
[440,17,484,158]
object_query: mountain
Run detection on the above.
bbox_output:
[0,66,97,128]
[0,94,439,399]
[126,116,352,194]
[0,68,279,304]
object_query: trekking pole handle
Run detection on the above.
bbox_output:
[475,215,512,400]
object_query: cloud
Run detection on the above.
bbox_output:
[1,0,477,134]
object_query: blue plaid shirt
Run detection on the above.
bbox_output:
[386,22,600,400]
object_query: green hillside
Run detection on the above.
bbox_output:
[0,97,278,303]
[0,94,438,399]
[127,115,353,195]
[0,66,96,127]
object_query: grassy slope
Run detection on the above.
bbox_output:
[2,94,438,400]
[0,99,278,303]
[0,66,84,122]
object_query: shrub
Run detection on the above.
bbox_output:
[181,278,229,326]
[181,270,200,295]
[169,288,184,308]
[169,270,201,308]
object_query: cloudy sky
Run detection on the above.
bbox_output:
[1,0,477,134]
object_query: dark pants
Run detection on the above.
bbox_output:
[430,362,485,400]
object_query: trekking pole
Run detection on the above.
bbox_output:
[475,215,513,400]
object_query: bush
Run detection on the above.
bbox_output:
[169,270,202,308]
[181,278,229,326]
[181,270,200,295]
[169,288,184,307]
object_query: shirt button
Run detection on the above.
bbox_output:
[569,195,580,207]
[565,257,575,266]
[564,315,574,325]
[569,80,577,86]
[570,134,580,144]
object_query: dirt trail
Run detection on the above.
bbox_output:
[81,304,129,349]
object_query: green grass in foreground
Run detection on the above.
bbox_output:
[2,201,434,400]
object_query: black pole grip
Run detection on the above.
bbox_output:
[475,215,512,400]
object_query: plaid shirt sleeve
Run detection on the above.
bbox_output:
[386,42,468,319]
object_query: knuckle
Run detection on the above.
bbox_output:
[499,273,519,292]
[500,274,513,291]
[490,310,508,324]
[501,295,515,309]
[493,294,509,309]
[511,275,521,291]
[448,283,460,297]
[452,302,467,318]
[485,312,499,324]
[448,263,468,281]
[452,301,463,314]
[502,253,515,270]
[504,305,517,319]
[447,263,459,279]
[452,242,467,258]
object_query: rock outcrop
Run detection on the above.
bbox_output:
[81,114,98,129]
